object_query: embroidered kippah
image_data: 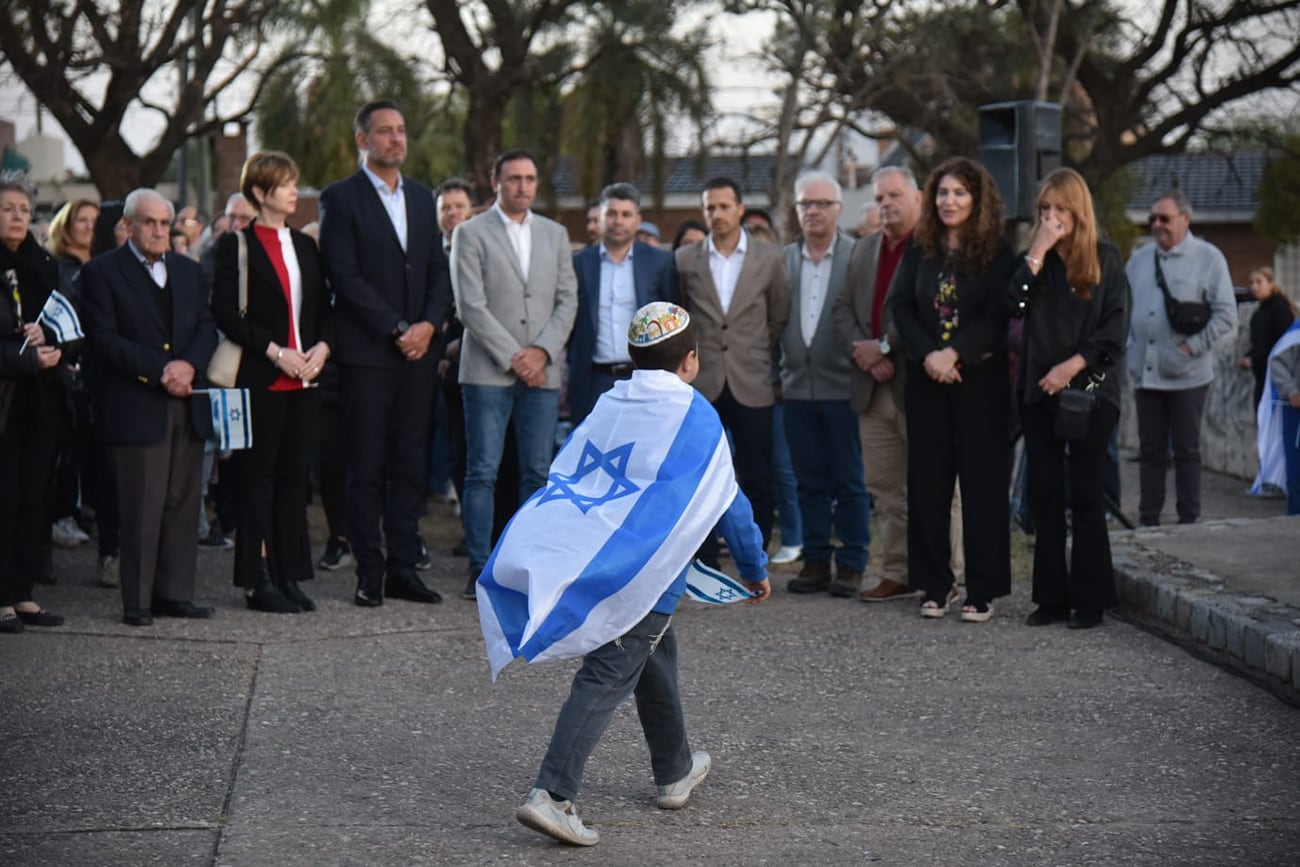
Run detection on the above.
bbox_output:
[627,302,690,347]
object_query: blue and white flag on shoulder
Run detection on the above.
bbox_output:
[206,388,253,451]
[477,369,738,679]
[38,288,84,344]
[1252,320,1300,495]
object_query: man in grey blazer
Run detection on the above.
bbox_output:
[675,177,790,561]
[780,172,871,598]
[833,166,963,602]
[451,148,578,599]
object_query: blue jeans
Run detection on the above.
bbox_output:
[1283,405,1300,517]
[535,612,692,802]
[462,383,560,569]
[771,403,802,548]
[783,399,871,570]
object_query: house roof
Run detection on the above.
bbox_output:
[1125,150,1266,213]
[551,154,781,198]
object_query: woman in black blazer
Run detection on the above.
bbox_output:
[885,157,1016,622]
[1012,168,1129,630]
[0,182,66,633]
[212,153,334,613]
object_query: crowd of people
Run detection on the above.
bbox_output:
[2,96,1295,639]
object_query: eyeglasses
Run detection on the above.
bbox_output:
[796,199,841,212]
[1148,212,1176,225]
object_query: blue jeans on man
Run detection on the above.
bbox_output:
[783,399,871,572]
[462,383,560,570]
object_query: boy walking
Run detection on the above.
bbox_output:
[476,302,770,846]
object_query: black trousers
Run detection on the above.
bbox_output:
[341,361,435,582]
[700,385,774,565]
[0,402,61,607]
[1134,385,1208,525]
[229,387,320,589]
[904,359,1011,604]
[1022,398,1119,612]
[315,392,348,543]
[85,439,120,558]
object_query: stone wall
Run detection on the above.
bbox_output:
[1117,303,1261,480]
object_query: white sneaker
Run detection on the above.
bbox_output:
[515,787,599,846]
[656,750,711,809]
[51,517,90,548]
[770,545,802,565]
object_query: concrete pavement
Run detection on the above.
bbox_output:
[1,466,1297,866]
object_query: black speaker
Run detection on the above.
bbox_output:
[977,101,1062,221]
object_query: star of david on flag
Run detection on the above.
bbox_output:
[536,441,640,513]
[684,559,757,605]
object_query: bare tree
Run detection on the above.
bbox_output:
[0,1,299,200]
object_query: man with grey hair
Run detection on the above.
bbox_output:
[81,188,218,625]
[1125,190,1237,526]
[568,182,678,425]
[834,166,965,602]
[780,171,872,597]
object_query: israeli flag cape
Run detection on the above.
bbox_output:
[38,288,84,344]
[477,369,738,680]
[1252,320,1300,495]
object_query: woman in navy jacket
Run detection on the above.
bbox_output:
[212,153,334,613]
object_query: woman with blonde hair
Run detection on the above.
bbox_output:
[886,156,1017,622]
[1239,266,1295,409]
[1011,167,1130,630]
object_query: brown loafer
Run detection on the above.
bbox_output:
[859,579,922,603]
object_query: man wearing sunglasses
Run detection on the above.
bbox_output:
[1124,190,1237,527]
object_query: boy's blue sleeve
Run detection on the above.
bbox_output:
[717,489,768,582]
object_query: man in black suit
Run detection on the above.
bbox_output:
[567,182,678,426]
[319,99,452,607]
[81,188,218,626]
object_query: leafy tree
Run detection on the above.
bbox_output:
[254,0,461,188]
[0,0,299,199]
[1254,133,1300,247]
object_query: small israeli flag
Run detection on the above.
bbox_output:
[206,388,253,451]
[684,559,756,605]
[38,289,84,344]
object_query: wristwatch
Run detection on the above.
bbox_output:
[878,335,892,356]
[393,319,410,339]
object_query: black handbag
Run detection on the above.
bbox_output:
[1052,371,1105,442]
[1155,254,1211,334]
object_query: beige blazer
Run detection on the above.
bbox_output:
[450,208,578,389]
[832,232,906,413]
[675,236,790,407]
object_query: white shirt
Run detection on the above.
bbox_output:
[707,230,748,315]
[127,239,167,288]
[263,226,304,351]
[593,244,636,364]
[799,241,834,347]
[495,202,533,281]
[362,163,407,252]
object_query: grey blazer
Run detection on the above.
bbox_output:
[780,233,855,401]
[675,236,790,407]
[832,231,906,413]
[450,207,579,389]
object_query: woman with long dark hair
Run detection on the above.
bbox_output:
[212,152,333,613]
[885,157,1016,622]
[1012,168,1129,630]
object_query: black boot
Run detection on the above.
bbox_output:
[246,576,301,613]
[280,580,316,612]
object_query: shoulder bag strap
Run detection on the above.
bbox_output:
[236,230,248,317]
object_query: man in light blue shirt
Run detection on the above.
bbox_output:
[1125,189,1238,525]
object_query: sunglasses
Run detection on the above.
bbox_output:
[1148,213,1177,225]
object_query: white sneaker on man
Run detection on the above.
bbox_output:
[656,750,711,809]
[770,545,802,565]
[515,787,599,846]
[51,517,90,548]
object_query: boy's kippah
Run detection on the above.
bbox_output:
[628,302,690,347]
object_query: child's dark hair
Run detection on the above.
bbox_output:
[628,318,697,373]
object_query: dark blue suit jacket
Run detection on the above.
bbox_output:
[80,245,217,444]
[566,240,678,423]
[318,170,452,368]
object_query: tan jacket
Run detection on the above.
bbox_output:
[675,236,790,406]
[832,232,906,413]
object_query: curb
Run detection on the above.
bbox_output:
[1113,535,1300,706]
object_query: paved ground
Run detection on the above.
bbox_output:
[2,461,1297,866]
